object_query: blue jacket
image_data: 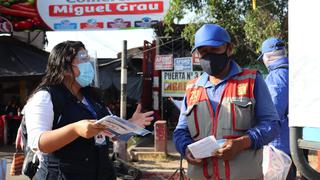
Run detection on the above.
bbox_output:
[173,61,280,156]
[265,57,290,155]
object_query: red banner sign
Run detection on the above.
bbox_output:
[0,0,170,32]
[49,2,163,17]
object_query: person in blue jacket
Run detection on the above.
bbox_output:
[258,37,294,179]
[173,24,280,179]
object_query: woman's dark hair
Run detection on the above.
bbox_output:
[32,41,85,95]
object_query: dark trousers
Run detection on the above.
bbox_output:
[287,163,297,180]
[36,155,116,180]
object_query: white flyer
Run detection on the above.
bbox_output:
[95,115,151,141]
[187,136,225,159]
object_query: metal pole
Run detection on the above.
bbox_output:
[120,40,127,120]
[116,40,128,161]
[90,50,99,88]
[290,127,320,179]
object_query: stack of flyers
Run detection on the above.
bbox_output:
[95,115,151,141]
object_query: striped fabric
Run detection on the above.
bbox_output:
[10,152,24,176]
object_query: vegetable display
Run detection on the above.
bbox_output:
[0,0,48,31]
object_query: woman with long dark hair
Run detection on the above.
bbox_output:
[24,41,153,180]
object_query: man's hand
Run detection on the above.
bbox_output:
[129,103,154,128]
[185,147,202,166]
[212,136,251,161]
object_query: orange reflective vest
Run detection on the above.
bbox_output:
[185,69,263,180]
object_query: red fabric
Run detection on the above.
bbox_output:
[10,152,24,176]
[3,115,22,120]
[224,160,230,180]
[0,115,4,144]
[213,158,220,180]
[202,159,210,179]
[223,69,256,99]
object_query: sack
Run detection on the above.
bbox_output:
[262,145,292,180]
[10,151,24,176]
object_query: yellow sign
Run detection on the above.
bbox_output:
[237,84,248,96]
[162,71,202,97]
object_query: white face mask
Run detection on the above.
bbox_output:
[263,49,287,66]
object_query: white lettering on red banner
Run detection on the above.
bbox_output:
[37,0,170,31]
[49,2,163,17]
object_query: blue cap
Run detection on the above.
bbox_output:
[191,24,231,53]
[257,37,286,60]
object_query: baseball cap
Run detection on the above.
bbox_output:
[191,24,231,53]
[257,37,286,60]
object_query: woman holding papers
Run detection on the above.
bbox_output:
[24,41,153,180]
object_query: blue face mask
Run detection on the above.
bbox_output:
[75,62,94,87]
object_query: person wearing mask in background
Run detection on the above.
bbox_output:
[173,24,280,180]
[5,96,21,145]
[258,37,297,179]
[24,41,154,180]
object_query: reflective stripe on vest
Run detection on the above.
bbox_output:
[185,69,263,180]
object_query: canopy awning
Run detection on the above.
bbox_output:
[0,36,48,78]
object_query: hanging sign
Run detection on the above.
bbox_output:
[162,71,202,97]
[192,52,200,65]
[0,0,170,32]
[174,57,192,71]
[155,54,173,70]
[38,0,170,31]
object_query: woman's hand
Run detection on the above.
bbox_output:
[129,104,154,128]
[74,120,106,139]
[39,120,106,153]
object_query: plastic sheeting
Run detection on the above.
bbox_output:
[289,0,320,127]
[99,67,142,101]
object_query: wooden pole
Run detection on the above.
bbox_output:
[114,40,128,161]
